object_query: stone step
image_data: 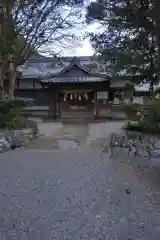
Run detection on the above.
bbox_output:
[61,116,93,119]
[61,111,93,118]
[61,118,93,123]
[61,111,93,122]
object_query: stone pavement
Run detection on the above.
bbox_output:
[0,121,160,239]
[24,121,125,150]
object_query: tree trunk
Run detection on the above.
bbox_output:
[0,59,5,100]
[8,61,16,99]
[0,23,5,100]
[0,71,5,100]
[153,0,160,70]
[0,86,5,100]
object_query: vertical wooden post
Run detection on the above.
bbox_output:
[94,90,99,119]
[53,88,57,119]
[95,91,101,120]
[56,90,60,117]
[49,85,57,119]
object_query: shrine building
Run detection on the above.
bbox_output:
[15,56,131,120]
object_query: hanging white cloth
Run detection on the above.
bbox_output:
[64,94,67,101]
[85,93,88,100]
[70,94,73,100]
[79,94,81,100]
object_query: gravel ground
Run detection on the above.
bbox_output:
[0,149,160,239]
[0,122,160,239]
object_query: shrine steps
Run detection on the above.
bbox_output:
[61,111,93,122]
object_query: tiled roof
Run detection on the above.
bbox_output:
[111,80,160,92]
[17,55,107,81]
[17,58,65,79]
[134,82,160,92]
[39,58,107,83]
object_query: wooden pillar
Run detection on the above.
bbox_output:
[49,86,57,118]
[56,91,61,117]
[94,90,99,119]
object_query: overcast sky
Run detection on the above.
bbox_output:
[63,38,94,56]
[60,19,103,57]
[40,22,96,57]
[40,2,101,57]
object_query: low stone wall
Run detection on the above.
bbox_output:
[22,106,49,117]
[0,128,37,153]
[21,104,127,120]
[99,104,127,120]
[102,131,160,158]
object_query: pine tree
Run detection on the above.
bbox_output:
[86,0,160,88]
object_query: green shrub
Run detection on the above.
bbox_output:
[0,98,35,129]
[124,100,160,133]
[125,121,160,134]
[123,103,142,121]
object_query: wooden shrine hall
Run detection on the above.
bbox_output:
[15,57,131,120]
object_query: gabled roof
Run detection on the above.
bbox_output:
[18,55,108,81]
[40,57,108,83]
[54,57,94,76]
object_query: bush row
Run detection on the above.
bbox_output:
[0,98,35,129]
[123,100,160,134]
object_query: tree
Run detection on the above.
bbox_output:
[0,0,84,99]
[86,0,160,90]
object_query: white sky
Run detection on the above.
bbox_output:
[61,23,102,56]
[40,7,102,57]
[76,38,94,56]
[41,25,96,57]
[63,38,94,56]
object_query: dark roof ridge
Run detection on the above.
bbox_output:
[52,57,106,78]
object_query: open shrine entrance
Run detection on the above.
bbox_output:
[60,89,94,111]
[57,89,95,119]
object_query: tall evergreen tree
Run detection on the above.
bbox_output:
[86,0,160,89]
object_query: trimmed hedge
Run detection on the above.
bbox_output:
[123,103,141,121]
[125,122,160,134]
[0,98,35,129]
[123,100,160,134]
